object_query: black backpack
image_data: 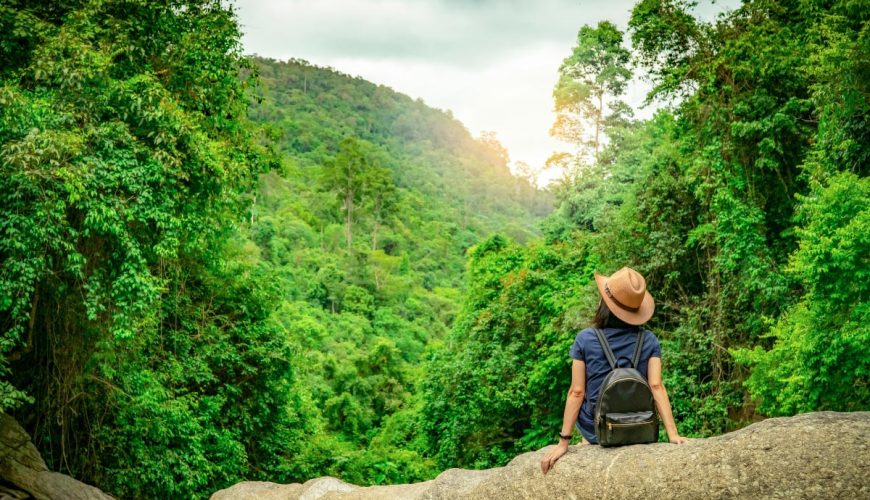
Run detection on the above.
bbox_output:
[593,328,658,446]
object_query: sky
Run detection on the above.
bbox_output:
[233,0,738,185]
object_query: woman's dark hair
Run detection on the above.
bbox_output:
[593,299,632,329]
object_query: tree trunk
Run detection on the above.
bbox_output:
[345,192,353,250]
[595,91,603,163]
[371,199,382,251]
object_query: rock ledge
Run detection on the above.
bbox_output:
[0,413,112,500]
[212,411,870,500]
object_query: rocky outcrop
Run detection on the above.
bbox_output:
[212,411,870,499]
[0,413,112,500]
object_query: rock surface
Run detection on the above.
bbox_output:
[212,411,870,499]
[0,413,113,500]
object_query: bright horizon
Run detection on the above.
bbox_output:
[233,0,738,185]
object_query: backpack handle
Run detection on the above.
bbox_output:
[614,355,635,368]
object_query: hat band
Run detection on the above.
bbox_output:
[604,281,640,312]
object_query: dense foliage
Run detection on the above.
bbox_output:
[419,0,868,468]
[0,1,326,497]
[0,3,548,494]
[1,0,866,497]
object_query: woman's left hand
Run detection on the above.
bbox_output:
[540,442,569,474]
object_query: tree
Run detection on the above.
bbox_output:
[322,137,372,250]
[551,21,632,163]
[363,165,399,251]
[478,131,510,168]
[514,161,540,188]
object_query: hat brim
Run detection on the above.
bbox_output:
[594,272,655,325]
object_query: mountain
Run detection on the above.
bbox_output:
[248,56,551,254]
[234,57,552,485]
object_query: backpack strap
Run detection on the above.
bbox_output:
[631,328,645,369]
[593,328,617,370]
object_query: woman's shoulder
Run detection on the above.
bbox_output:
[641,328,662,356]
[642,328,660,341]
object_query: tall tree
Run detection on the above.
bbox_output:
[323,137,371,250]
[363,165,398,251]
[551,21,632,163]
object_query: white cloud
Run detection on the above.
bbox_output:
[233,0,740,185]
[235,0,634,66]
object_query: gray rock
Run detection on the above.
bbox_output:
[0,413,113,500]
[211,411,870,500]
[211,481,306,500]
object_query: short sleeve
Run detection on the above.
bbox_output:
[569,331,585,361]
[646,330,662,358]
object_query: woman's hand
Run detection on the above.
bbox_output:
[540,441,569,474]
[669,435,690,444]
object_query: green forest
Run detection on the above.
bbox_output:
[0,0,867,498]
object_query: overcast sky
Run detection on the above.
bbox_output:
[233,0,738,184]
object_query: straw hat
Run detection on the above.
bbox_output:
[594,267,655,325]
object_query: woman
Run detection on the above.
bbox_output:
[540,267,687,474]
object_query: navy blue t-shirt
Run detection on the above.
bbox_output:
[568,326,662,440]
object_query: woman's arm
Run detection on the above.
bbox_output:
[541,359,585,474]
[647,357,688,444]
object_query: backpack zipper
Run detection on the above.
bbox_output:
[607,418,656,430]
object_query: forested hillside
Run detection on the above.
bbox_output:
[247,57,550,289]
[232,57,552,485]
[0,0,867,499]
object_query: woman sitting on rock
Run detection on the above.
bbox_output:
[541,267,688,474]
